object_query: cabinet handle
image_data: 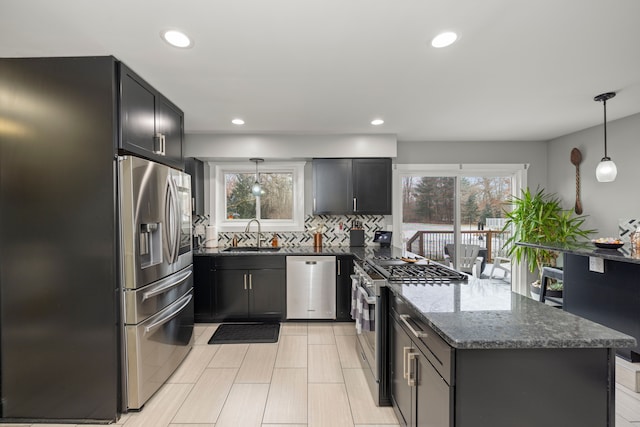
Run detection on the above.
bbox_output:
[191,197,195,213]
[338,260,341,276]
[249,273,252,290]
[161,134,166,155]
[353,197,357,211]
[313,198,316,212]
[403,346,411,380]
[243,273,247,290]
[407,351,418,387]
[399,314,428,338]
[153,133,163,154]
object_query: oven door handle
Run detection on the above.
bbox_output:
[399,314,429,338]
[144,294,192,335]
[357,286,376,305]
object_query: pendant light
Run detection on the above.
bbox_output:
[594,92,617,182]
[250,158,264,196]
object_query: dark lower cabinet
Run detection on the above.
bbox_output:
[391,305,452,427]
[390,291,616,427]
[194,256,216,322]
[214,255,286,321]
[336,255,354,321]
[214,269,285,321]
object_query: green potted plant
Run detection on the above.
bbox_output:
[501,187,595,298]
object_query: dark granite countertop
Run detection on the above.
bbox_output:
[518,241,640,265]
[387,278,636,350]
[196,243,636,351]
[194,244,409,260]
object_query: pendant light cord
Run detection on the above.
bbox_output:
[602,98,608,159]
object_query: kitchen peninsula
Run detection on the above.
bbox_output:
[519,241,640,362]
[387,266,634,427]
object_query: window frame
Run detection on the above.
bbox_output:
[212,161,306,232]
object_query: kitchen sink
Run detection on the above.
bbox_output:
[223,247,281,252]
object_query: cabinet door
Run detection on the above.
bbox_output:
[391,317,414,426]
[120,65,157,156]
[156,95,184,169]
[185,158,204,215]
[248,269,286,320]
[414,350,451,427]
[194,256,214,322]
[214,270,249,320]
[313,159,353,214]
[353,158,391,214]
[336,255,354,321]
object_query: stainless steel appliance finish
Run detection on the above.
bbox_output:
[286,256,336,319]
[119,156,193,290]
[119,156,194,410]
[352,259,391,406]
[125,285,194,409]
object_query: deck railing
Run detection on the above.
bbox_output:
[406,230,511,262]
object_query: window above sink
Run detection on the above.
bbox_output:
[212,162,306,232]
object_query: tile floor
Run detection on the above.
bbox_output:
[3,321,640,426]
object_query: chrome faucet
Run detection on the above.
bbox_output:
[244,218,263,248]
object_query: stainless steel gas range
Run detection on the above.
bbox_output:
[352,255,466,406]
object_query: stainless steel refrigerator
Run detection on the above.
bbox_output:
[0,56,193,422]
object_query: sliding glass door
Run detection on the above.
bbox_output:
[395,165,526,289]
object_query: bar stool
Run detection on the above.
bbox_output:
[540,266,563,308]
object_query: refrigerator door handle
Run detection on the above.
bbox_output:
[144,293,193,335]
[142,269,193,301]
[170,177,181,263]
[165,176,180,264]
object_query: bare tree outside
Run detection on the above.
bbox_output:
[260,172,293,219]
[225,172,293,220]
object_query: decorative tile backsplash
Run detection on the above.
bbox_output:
[217,214,386,247]
[619,218,639,241]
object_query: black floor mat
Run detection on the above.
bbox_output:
[208,323,280,344]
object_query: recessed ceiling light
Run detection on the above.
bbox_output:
[232,118,245,125]
[371,119,384,126]
[162,30,192,48]
[431,31,458,48]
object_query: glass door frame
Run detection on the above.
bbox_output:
[392,163,528,294]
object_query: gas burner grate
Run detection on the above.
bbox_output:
[383,263,467,284]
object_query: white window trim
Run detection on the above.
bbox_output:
[210,161,306,232]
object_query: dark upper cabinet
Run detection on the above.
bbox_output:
[185,158,205,216]
[156,95,184,169]
[313,159,353,214]
[313,158,392,215]
[119,63,184,169]
[353,158,392,214]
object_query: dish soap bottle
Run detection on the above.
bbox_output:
[271,233,279,247]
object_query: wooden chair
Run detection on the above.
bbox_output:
[445,244,483,276]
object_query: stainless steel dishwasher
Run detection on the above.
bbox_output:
[286,256,336,319]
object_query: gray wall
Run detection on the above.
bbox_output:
[395,140,548,192]
[546,112,640,237]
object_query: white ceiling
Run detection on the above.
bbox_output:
[2,0,640,141]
